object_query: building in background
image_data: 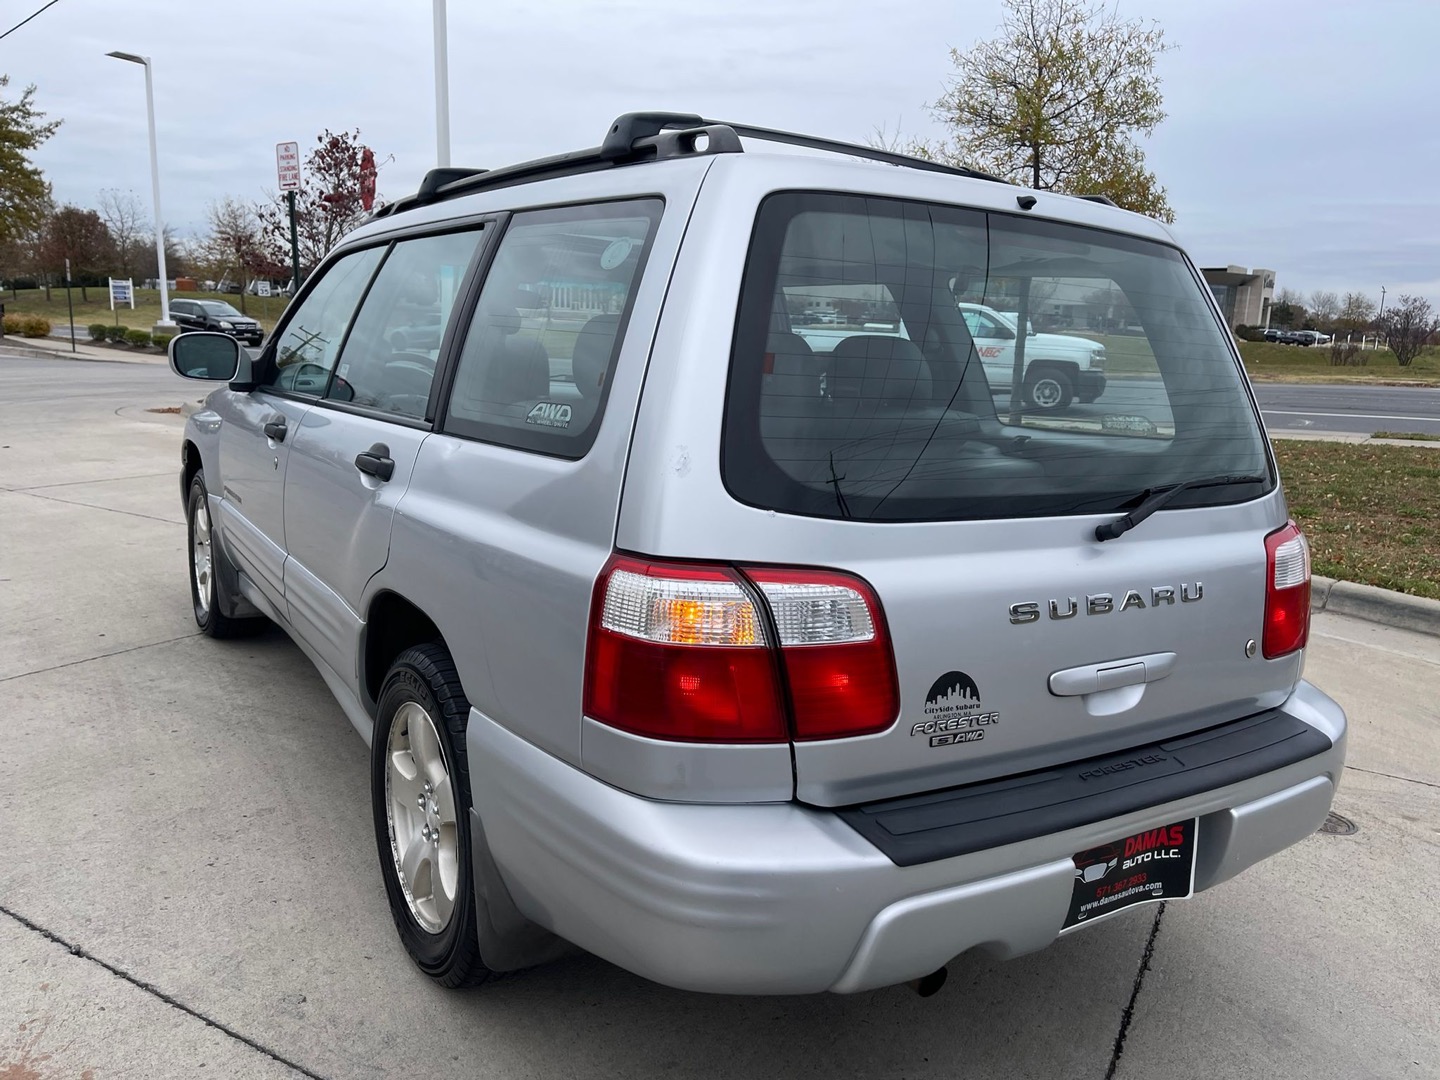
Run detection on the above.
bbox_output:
[1202,266,1276,329]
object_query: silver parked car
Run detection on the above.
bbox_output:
[168,112,1346,996]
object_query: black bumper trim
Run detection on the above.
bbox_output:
[835,710,1332,867]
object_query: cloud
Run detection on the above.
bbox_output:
[8,0,1437,303]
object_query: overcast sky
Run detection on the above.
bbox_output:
[5,0,1436,304]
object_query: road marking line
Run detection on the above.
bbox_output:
[1261,409,1440,423]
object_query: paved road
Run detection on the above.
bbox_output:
[1251,382,1440,436]
[2,353,1438,1079]
[997,378,1440,437]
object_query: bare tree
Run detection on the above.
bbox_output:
[199,198,269,313]
[928,0,1174,220]
[1306,290,1339,326]
[1338,291,1375,330]
[97,189,149,280]
[1380,294,1440,367]
[1276,287,1305,308]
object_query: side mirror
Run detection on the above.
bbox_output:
[169,332,241,382]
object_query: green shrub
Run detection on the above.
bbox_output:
[152,333,174,350]
[125,328,152,347]
[105,325,128,344]
[88,323,109,342]
[20,315,51,338]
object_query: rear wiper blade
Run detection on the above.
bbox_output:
[1095,474,1266,542]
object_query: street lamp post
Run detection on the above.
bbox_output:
[106,51,176,333]
[433,0,451,167]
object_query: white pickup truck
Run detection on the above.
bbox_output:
[956,303,1107,409]
[793,304,1106,410]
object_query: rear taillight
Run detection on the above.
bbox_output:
[583,556,899,744]
[745,568,899,740]
[1263,520,1311,658]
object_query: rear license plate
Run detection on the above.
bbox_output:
[1063,818,1197,931]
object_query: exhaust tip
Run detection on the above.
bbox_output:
[908,966,948,998]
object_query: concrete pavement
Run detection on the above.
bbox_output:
[2,353,1437,1079]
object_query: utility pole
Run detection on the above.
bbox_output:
[1378,286,1386,321]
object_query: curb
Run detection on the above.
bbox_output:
[0,343,58,360]
[1311,575,1440,638]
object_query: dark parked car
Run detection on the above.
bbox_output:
[170,299,264,346]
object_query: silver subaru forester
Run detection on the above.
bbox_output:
[169,112,1346,996]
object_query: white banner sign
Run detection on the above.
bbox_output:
[276,141,301,191]
[109,278,134,310]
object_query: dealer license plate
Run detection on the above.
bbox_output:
[1063,818,1197,931]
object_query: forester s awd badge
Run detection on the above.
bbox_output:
[1009,583,1203,625]
[913,671,999,748]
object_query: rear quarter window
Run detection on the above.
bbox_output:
[442,199,663,458]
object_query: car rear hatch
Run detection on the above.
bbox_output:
[703,189,1306,807]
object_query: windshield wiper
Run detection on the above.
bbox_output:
[1095,474,1266,542]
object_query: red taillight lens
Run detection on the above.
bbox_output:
[583,557,900,744]
[1263,520,1311,658]
[583,556,787,742]
[743,568,900,740]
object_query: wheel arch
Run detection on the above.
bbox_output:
[363,591,444,711]
[1026,357,1081,379]
[181,439,204,500]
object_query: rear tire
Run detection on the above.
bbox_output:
[186,472,267,639]
[1023,366,1074,410]
[372,643,492,988]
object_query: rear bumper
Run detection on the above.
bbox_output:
[470,680,1345,995]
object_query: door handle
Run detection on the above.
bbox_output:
[263,419,287,442]
[1048,652,1177,697]
[354,443,395,481]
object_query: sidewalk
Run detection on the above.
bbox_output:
[0,331,167,364]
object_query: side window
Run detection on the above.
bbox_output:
[328,229,484,419]
[970,311,1010,338]
[443,199,662,457]
[266,246,385,395]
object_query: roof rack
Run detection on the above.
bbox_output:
[1075,193,1121,208]
[375,111,1009,219]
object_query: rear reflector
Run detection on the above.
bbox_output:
[1263,520,1311,658]
[584,557,899,744]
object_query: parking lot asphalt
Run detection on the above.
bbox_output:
[2,354,1437,1080]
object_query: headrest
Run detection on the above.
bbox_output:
[572,314,621,398]
[828,334,931,404]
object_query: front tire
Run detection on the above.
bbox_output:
[186,472,266,639]
[372,643,492,988]
[1023,366,1074,410]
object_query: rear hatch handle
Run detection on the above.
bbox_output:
[1049,652,1177,696]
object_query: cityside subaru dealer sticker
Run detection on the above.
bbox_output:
[911,671,999,748]
[1063,819,1198,931]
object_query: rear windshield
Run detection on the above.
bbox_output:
[722,192,1272,522]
